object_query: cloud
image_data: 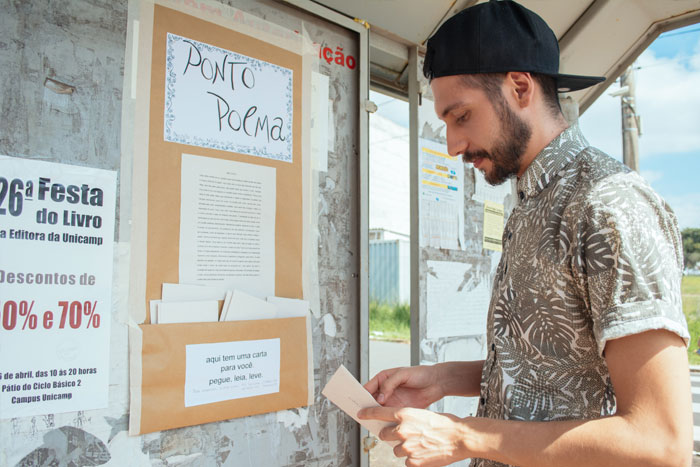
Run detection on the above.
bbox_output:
[664,192,700,231]
[640,170,663,184]
[580,33,700,161]
[635,44,700,158]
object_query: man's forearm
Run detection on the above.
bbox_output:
[459,414,690,467]
[459,332,692,467]
[435,360,484,398]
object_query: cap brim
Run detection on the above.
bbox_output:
[555,73,606,92]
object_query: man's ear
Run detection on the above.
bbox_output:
[506,72,534,108]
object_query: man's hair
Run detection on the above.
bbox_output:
[459,73,562,118]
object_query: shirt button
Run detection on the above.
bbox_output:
[508,231,512,240]
[518,191,525,200]
[480,397,485,405]
[491,343,495,351]
[504,263,508,273]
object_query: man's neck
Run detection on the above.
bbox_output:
[517,114,569,177]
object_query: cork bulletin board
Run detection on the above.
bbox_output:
[128,2,313,435]
[145,4,304,309]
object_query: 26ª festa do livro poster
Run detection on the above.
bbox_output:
[0,156,116,418]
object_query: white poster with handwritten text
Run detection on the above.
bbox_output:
[164,33,293,162]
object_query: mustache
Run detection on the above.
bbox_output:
[462,150,490,165]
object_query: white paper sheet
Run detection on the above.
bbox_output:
[164,33,293,162]
[179,153,276,299]
[418,139,465,250]
[161,283,229,302]
[185,338,280,407]
[472,168,513,204]
[310,72,329,172]
[426,260,490,339]
[220,292,233,321]
[157,300,220,324]
[321,365,397,445]
[0,156,116,418]
[149,299,161,324]
[221,290,233,319]
[222,289,277,321]
[266,296,309,318]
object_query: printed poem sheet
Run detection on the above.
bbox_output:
[180,153,276,299]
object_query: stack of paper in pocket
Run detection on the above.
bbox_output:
[149,283,309,324]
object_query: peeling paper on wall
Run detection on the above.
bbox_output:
[113,242,132,326]
[276,407,309,430]
[322,313,337,337]
[163,453,203,465]
[301,23,323,321]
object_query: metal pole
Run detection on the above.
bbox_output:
[620,66,640,172]
[408,46,421,367]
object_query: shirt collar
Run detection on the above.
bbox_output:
[516,122,589,201]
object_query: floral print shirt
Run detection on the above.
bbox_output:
[471,123,689,467]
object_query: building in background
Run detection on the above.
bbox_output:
[370,106,411,305]
[369,229,410,304]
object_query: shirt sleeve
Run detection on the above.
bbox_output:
[579,172,689,356]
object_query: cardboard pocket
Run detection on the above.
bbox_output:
[128,316,313,435]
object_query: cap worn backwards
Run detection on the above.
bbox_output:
[423,0,605,92]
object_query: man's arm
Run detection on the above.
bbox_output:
[360,329,692,467]
[364,360,484,408]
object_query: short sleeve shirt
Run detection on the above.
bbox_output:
[471,123,689,467]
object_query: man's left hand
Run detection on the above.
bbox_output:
[358,406,468,467]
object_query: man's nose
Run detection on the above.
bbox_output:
[446,128,467,158]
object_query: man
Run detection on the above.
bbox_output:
[358,1,692,466]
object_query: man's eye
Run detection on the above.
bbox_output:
[456,112,469,123]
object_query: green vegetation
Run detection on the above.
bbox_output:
[369,302,410,342]
[682,228,700,269]
[683,275,700,365]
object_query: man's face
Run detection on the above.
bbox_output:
[431,75,532,185]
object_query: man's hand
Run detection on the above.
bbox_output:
[358,406,468,467]
[364,365,444,408]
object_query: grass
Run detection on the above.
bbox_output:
[683,276,700,365]
[369,302,410,342]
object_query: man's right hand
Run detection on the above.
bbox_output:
[363,365,444,409]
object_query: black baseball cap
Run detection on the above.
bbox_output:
[423,0,605,92]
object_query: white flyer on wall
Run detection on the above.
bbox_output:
[185,338,280,407]
[418,139,464,250]
[0,156,116,418]
[426,260,490,339]
[179,153,276,299]
[164,33,293,162]
[472,168,513,204]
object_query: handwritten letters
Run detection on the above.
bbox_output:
[164,33,293,162]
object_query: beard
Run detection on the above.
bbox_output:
[462,98,532,185]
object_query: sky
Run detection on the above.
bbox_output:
[371,24,700,230]
[579,24,700,230]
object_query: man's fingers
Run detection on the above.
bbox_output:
[392,442,407,458]
[376,369,410,404]
[357,406,400,422]
[379,424,402,442]
[363,374,382,396]
[363,368,397,399]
